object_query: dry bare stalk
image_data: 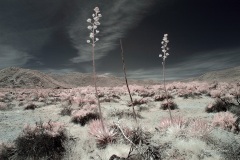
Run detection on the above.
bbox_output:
[120,39,138,123]
[114,121,145,159]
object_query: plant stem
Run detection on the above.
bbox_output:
[162,61,173,123]
[120,39,138,123]
[92,36,105,132]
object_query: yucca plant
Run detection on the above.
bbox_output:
[86,7,105,131]
[159,34,173,122]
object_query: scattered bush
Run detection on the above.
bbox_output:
[127,98,148,107]
[71,109,100,126]
[0,143,15,159]
[209,89,222,98]
[160,99,178,110]
[154,94,172,101]
[88,120,117,149]
[60,106,73,116]
[212,112,239,132]
[14,120,67,159]
[205,99,228,113]
[0,102,9,111]
[24,103,37,110]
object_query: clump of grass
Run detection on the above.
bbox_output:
[71,109,100,126]
[108,109,143,119]
[14,120,67,159]
[160,99,178,110]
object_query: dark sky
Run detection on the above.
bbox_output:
[0,0,239,80]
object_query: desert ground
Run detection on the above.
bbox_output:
[0,80,240,160]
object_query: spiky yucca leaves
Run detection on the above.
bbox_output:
[88,120,117,149]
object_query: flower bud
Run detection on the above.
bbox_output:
[87,26,92,30]
[87,40,91,43]
[87,19,91,23]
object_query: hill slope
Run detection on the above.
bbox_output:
[0,67,72,88]
[189,66,240,82]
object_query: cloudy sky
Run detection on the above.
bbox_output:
[0,0,239,80]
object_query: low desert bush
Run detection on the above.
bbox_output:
[154,94,172,101]
[160,99,178,110]
[88,120,117,149]
[0,142,15,159]
[205,98,229,113]
[24,103,37,110]
[14,120,67,159]
[71,109,100,126]
[0,102,9,111]
[127,98,148,107]
[60,106,73,116]
[212,111,239,132]
[209,89,222,98]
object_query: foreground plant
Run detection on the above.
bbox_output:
[87,7,105,131]
[14,120,67,159]
[159,34,173,122]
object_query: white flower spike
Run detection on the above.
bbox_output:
[86,7,102,45]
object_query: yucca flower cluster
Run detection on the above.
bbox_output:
[86,7,102,46]
[159,34,170,61]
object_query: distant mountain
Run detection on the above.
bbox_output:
[0,67,72,88]
[188,66,240,82]
[50,72,160,87]
[0,67,160,88]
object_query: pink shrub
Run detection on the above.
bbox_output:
[160,99,178,110]
[212,112,238,132]
[16,120,67,159]
[210,90,222,98]
[0,102,8,110]
[71,109,99,126]
[23,121,65,137]
[88,120,117,148]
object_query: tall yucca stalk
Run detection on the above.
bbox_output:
[159,34,173,123]
[86,7,105,131]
